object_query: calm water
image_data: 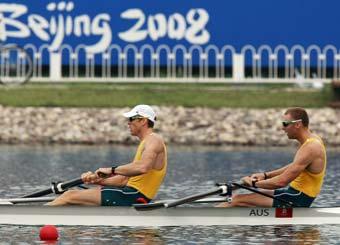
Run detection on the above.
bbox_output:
[0,144,339,244]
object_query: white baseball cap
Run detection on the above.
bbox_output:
[123,104,157,123]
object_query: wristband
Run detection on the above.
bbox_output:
[252,180,258,188]
[111,166,118,175]
[264,172,268,180]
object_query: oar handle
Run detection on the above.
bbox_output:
[232,182,294,207]
[57,178,84,193]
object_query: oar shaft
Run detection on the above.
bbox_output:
[22,189,52,198]
[0,196,56,205]
[166,185,228,208]
[160,197,228,204]
[22,178,83,198]
[135,184,234,211]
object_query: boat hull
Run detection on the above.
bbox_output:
[0,206,340,226]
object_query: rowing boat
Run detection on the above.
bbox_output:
[0,205,339,226]
[1,177,338,227]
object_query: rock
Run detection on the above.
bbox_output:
[0,106,339,146]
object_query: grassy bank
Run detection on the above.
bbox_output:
[0,82,334,108]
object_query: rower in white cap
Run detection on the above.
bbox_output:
[48,104,167,206]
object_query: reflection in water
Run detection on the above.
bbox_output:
[57,227,165,245]
[0,224,331,244]
[269,226,320,245]
[157,225,322,245]
[123,229,165,245]
[291,227,321,244]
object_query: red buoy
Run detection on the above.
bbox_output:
[39,225,59,241]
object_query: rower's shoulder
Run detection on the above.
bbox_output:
[301,136,325,154]
[307,135,325,147]
[146,133,165,145]
[144,133,166,155]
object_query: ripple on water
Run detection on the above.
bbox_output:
[2,225,340,244]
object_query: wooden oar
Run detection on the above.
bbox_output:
[134,185,230,211]
[21,177,83,198]
[232,182,294,207]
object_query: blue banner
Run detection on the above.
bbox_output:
[1,0,338,65]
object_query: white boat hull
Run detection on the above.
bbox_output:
[0,206,340,226]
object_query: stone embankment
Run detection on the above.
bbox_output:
[0,106,339,146]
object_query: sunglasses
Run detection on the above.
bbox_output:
[282,119,302,127]
[128,116,145,122]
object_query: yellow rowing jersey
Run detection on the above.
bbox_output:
[290,137,327,198]
[127,139,167,200]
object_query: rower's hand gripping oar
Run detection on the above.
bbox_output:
[21,177,84,198]
[21,170,114,198]
[134,184,232,211]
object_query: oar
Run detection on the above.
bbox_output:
[232,182,294,207]
[134,184,230,211]
[0,196,56,205]
[21,177,83,198]
[158,197,229,204]
[0,196,230,206]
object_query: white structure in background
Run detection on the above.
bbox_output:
[21,44,340,83]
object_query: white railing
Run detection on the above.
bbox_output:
[19,44,340,83]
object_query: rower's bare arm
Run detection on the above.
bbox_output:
[97,175,129,187]
[81,171,129,187]
[117,137,163,176]
[255,143,319,189]
[265,164,292,179]
[108,137,163,177]
[250,164,292,181]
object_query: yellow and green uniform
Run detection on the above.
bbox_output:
[127,139,167,200]
[289,137,327,198]
[273,137,326,207]
[101,139,167,206]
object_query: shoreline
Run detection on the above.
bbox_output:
[1,106,339,146]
